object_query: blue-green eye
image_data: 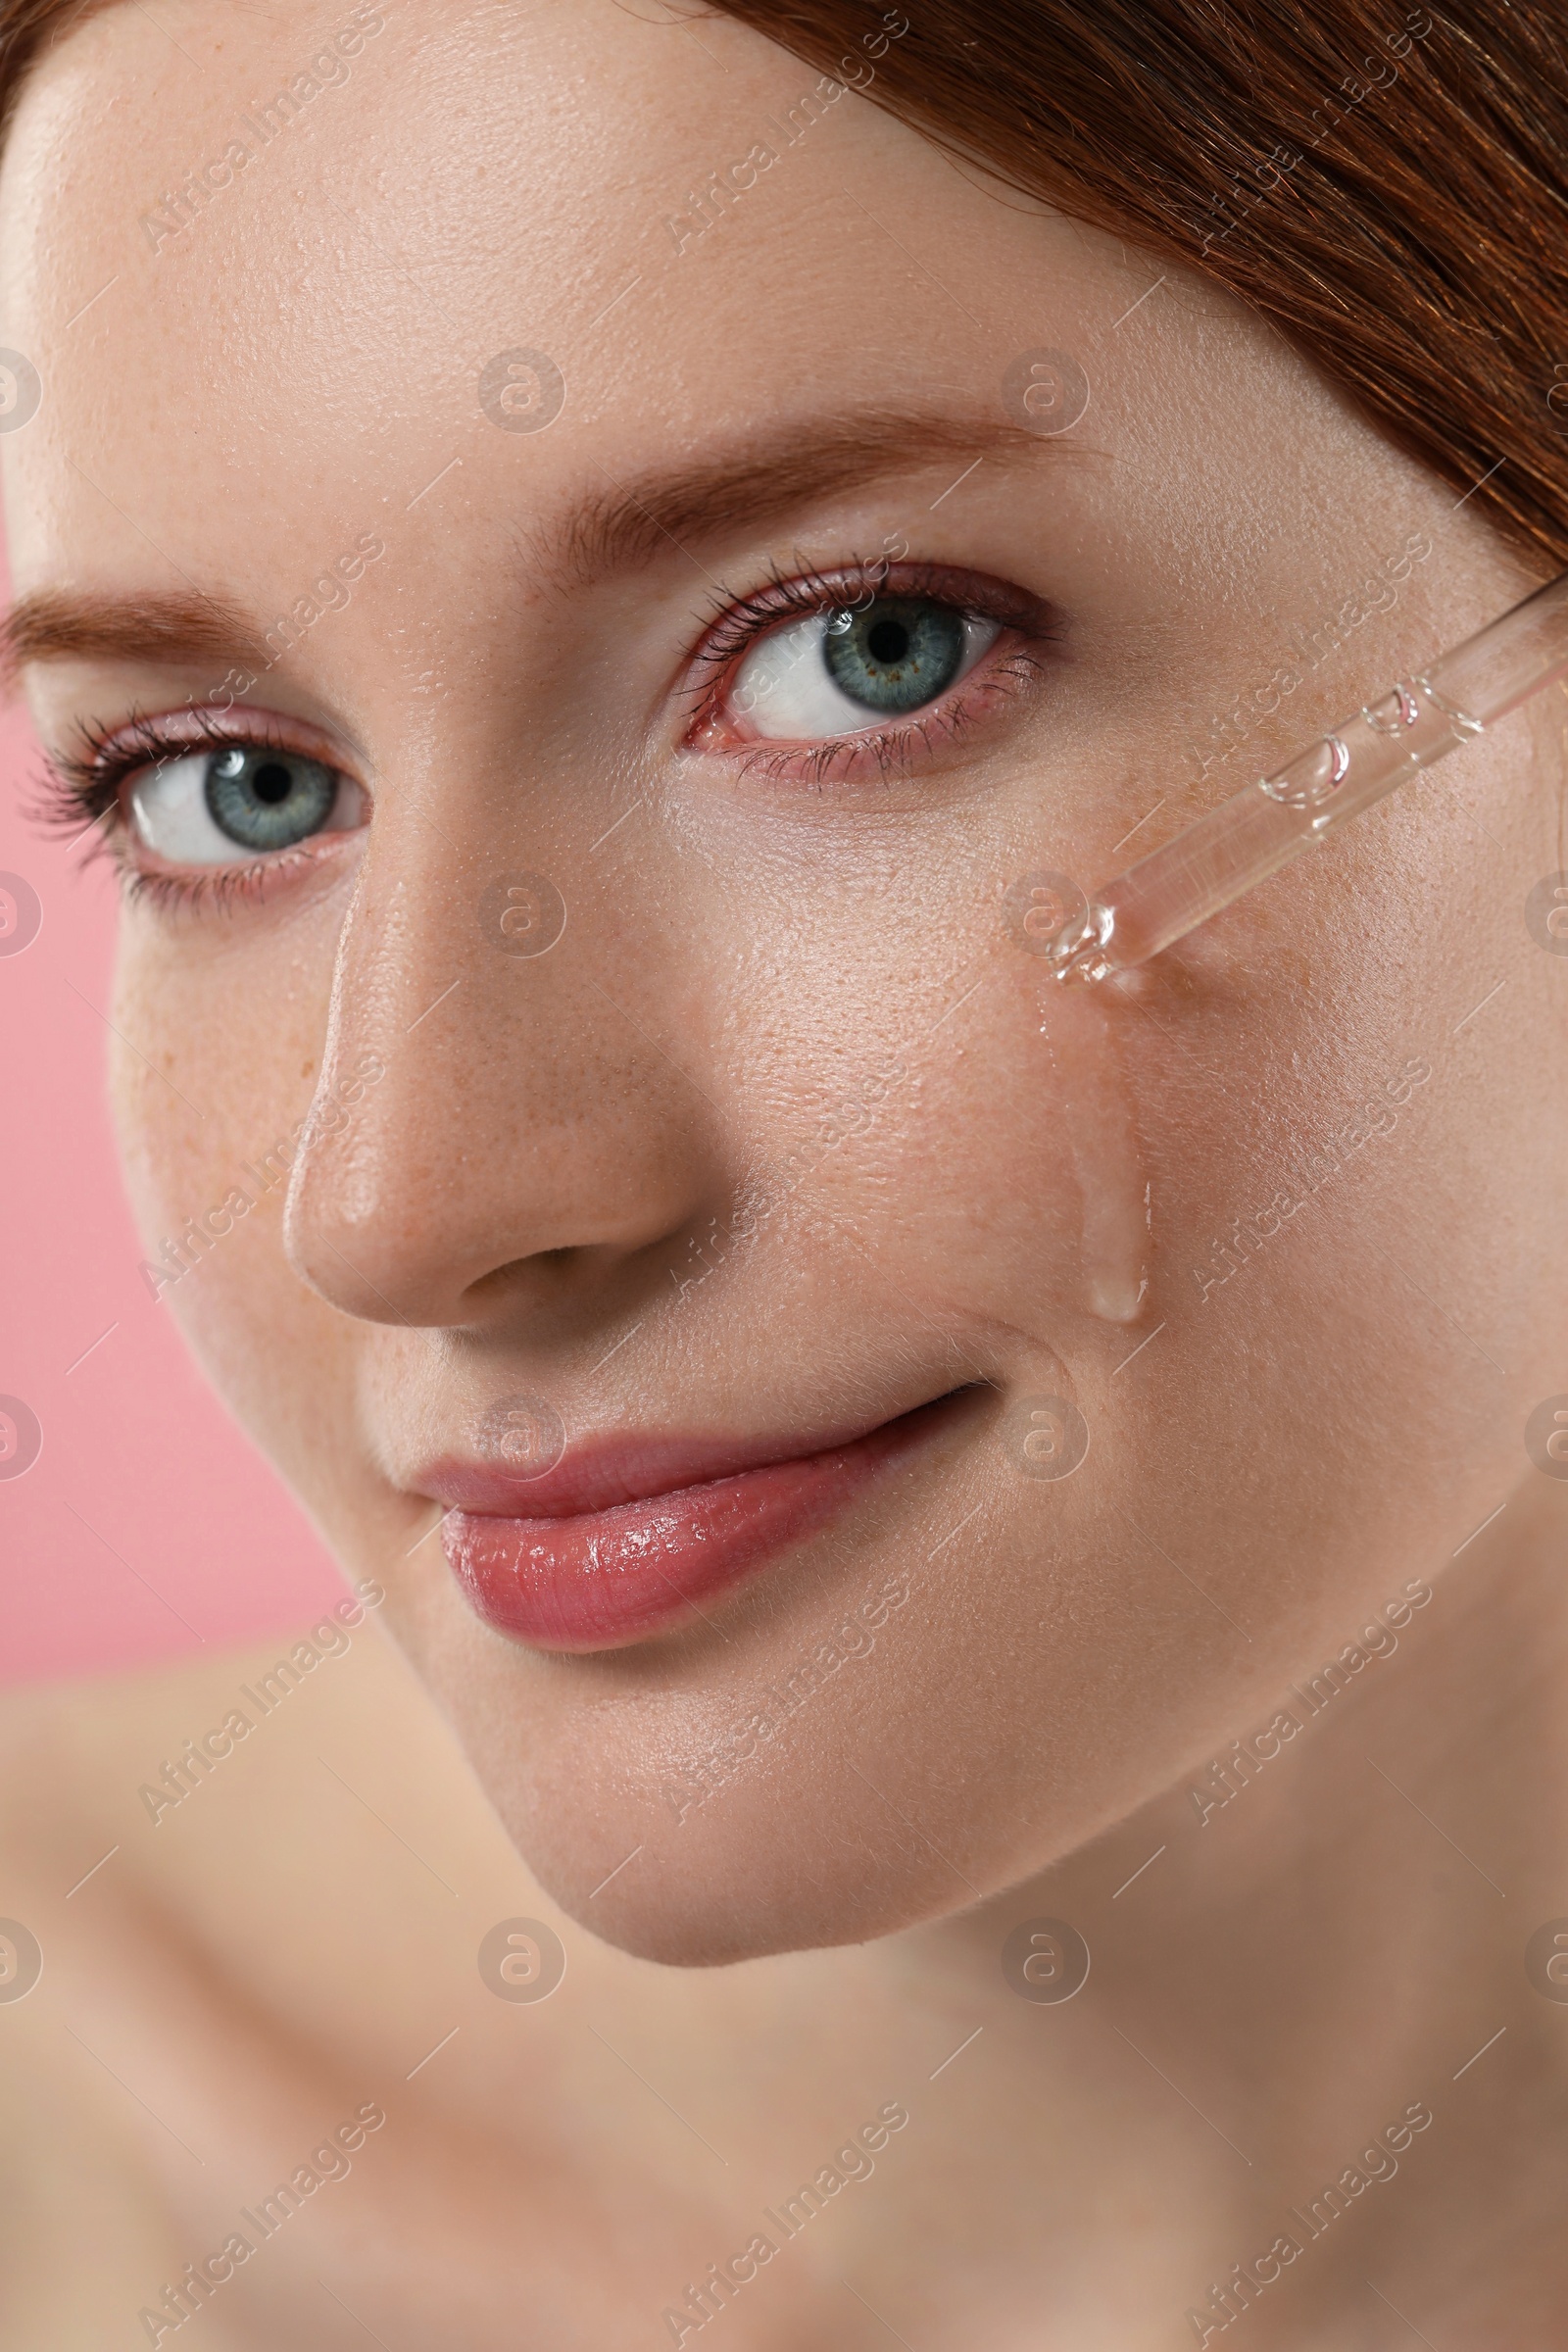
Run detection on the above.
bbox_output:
[822,597,969,713]
[129,742,365,864]
[204,745,337,851]
[729,595,1000,739]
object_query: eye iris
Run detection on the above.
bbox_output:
[204,746,336,850]
[821,596,967,714]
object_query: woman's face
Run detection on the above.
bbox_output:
[4,0,1558,1964]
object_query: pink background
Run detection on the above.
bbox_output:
[0,563,343,1686]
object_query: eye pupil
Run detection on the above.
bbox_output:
[252,761,293,805]
[866,618,909,665]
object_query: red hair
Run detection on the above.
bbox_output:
[711,1,1568,564]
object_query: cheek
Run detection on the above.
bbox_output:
[1099,732,1562,1654]
[710,833,1140,1345]
[772,969,1100,1335]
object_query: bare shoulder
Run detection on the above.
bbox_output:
[0,1607,578,2349]
[0,1588,398,1876]
[0,1640,276,1890]
[0,1585,521,1936]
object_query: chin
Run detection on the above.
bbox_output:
[487,1746,999,1968]
[394,1583,1019,1965]
[411,1611,1105,1969]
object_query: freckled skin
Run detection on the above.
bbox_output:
[5,3,1568,2343]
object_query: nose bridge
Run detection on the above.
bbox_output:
[283,824,710,1324]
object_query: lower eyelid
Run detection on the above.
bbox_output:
[725,649,1042,789]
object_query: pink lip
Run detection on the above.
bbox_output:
[422,1396,960,1654]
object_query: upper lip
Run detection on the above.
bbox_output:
[413,1402,948,1521]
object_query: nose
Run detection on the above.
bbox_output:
[284,833,715,1330]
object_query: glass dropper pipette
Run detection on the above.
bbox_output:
[1049,568,1568,983]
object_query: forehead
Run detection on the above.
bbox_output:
[0,1,1129,595]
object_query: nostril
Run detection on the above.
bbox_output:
[463,1246,580,1309]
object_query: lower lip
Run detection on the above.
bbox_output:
[442,1405,945,1653]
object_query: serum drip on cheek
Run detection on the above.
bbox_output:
[1037,981,1150,1325]
[1015,566,1568,1321]
[1004,869,1150,1324]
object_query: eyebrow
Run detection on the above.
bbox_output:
[2,410,1075,679]
[0,585,270,687]
[540,411,1071,587]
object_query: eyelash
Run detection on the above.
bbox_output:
[681,556,1054,787]
[32,558,1055,911]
